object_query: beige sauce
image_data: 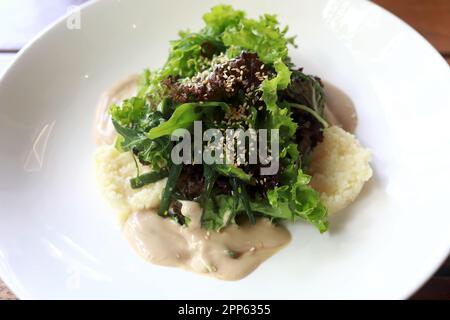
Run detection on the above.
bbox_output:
[123,201,291,280]
[323,81,357,133]
[95,74,139,145]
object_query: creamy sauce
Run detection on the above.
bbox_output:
[94,74,139,145]
[323,81,357,133]
[123,201,291,280]
[96,76,358,280]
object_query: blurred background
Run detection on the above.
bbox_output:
[0,0,449,300]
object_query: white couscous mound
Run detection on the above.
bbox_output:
[94,145,167,223]
[308,126,372,215]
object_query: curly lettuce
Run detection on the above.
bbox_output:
[223,14,294,64]
[111,98,172,171]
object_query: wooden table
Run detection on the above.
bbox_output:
[0,0,449,300]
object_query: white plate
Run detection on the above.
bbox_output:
[0,0,449,300]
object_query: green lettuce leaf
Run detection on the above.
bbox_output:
[147,102,229,139]
[110,97,147,127]
[265,169,328,232]
[260,60,297,140]
[223,14,293,64]
[203,4,245,35]
[161,32,223,80]
[111,98,172,172]
[136,69,169,108]
[212,164,254,184]
[202,195,237,231]
[261,59,292,112]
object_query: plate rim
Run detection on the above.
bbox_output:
[0,0,449,300]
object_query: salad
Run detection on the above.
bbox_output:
[110,5,328,232]
[95,4,372,280]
